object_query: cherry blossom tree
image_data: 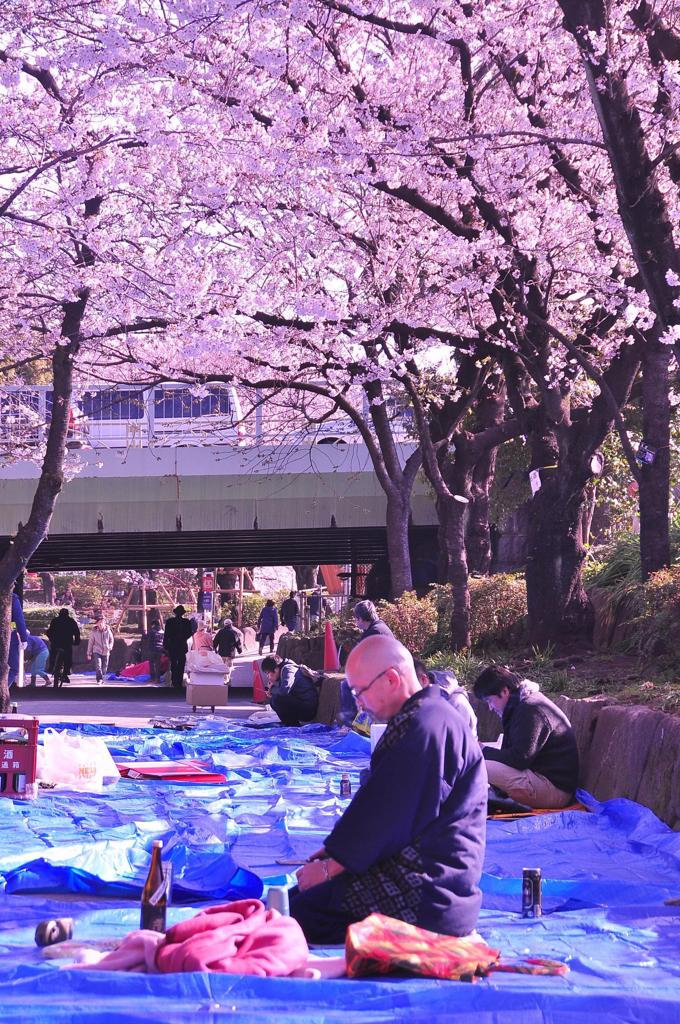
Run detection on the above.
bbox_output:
[0,1,249,707]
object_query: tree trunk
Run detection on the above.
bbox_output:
[40,572,55,605]
[558,0,679,579]
[466,447,497,574]
[639,347,671,578]
[465,379,505,575]
[385,489,413,597]
[293,565,319,590]
[440,494,472,650]
[525,468,592,647]
[0,300,84,711]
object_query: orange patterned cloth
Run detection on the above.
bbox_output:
[346,914,500,982]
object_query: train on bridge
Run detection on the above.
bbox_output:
[0,383,412,452]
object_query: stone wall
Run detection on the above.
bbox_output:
[275,632,326,669]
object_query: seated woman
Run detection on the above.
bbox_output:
[260,654,320,726]
[472,665,579,809]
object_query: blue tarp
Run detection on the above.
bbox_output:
[1,718,679,1022]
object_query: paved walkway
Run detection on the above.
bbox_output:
[11,650,262,726]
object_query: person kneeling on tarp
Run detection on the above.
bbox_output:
[289,636,487,945]
[473,665,579,809]
[260,654,320,726]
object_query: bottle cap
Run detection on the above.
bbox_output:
[152,839,163,848]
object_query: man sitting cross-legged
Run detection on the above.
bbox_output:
[473,665,579,810]
[289,635,488,944]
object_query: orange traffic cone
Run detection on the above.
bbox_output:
[323,620,339,671]
[252,660,268,704]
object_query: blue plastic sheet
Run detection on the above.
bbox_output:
[0,719,679,1022]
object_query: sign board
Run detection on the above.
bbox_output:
[201,573,214,592]
[199,591,213,612]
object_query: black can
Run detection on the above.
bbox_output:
[522,868,542,917]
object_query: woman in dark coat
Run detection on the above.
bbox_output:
[257,599,279,655]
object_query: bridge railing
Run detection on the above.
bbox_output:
[0,383,413,451]
[0,383,245,451]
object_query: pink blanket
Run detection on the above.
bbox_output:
[78,899,309,977]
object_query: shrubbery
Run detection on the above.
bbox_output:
[588,530,680,664]
[423,575,527,653]
[22,605,60,637]
[469,574,527,646]
[377,590,438,656]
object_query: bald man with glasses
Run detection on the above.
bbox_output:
[289,636,487,944]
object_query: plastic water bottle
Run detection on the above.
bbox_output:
[266,886,290,916]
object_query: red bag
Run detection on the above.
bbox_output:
[345,914,499,982]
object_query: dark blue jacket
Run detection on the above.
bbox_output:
[325,685,487,937]
[258,605,279,634]
[271,660,319,713]
[9,594,28,672]
[358,618,394,642]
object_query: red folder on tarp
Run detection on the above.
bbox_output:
[115,759,226,784]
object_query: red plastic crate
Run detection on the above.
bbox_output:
[0,714,38,799]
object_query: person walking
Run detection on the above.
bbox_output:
[257,599,279,655]
[192,622,214,653]
[47,608,81,688]
[162,605,194,690]
[280,591,299,633]
[308,588,324,629]
[87,614,114,683]
[213,618,242,682]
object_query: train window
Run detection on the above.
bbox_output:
[81,390,145,420]
[153,387,231,419]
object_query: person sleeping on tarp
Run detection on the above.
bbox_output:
[289,636,487,945]
[260,654,320,726]
[472,665,579,809]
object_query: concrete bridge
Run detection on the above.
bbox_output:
[0,385,437,573]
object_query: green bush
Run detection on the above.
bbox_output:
[424,648,486,688]
[22,605,60,637]
[240,594,267,628]
[377,590,438,657]
[470,574,527,646]
[623,565,680,663]
[424,575,527,652]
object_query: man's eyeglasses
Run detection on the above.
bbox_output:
[349,666,394,701]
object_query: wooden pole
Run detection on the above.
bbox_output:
[238,566,244,628]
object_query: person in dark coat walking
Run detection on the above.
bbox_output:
[280,591,300,632]
[163,605,193,689]
[213,618,242,682]
[47,608,81,688]
[257,599,279,655]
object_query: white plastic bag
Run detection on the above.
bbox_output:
[38,729,119,791]
[186,650,227,674]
